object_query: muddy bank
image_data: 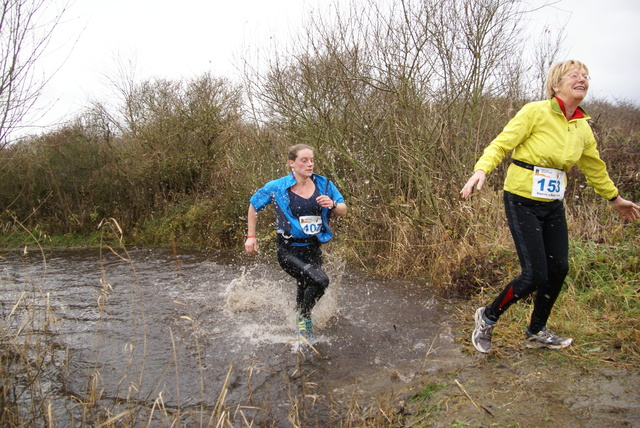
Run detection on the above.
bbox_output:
[397,350,640,427]
[290,310,640,427]
[352,325,640,428]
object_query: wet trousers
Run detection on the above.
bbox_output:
[484,191,569,334]
[277,241,329,318]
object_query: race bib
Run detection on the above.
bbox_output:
[532,166,566,200]
[299,215,322,235]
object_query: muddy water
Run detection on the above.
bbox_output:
[0,247,465,425]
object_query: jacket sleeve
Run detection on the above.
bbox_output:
[474,104,536,174]
[575,130,619,200]
[249,181,275,211]
[328,181,345,204]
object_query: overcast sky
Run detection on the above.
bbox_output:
[537,0,640,101]
[19,0,640,138]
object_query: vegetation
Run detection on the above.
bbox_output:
[1,0,639,426]
[0,0,68,145]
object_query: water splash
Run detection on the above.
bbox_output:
[223,251,347,344]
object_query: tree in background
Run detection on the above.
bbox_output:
[0,0,67,146]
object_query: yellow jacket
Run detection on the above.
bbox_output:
[474,98,619,202]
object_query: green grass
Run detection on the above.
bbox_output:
[465,229,640,365]
[563,233,640,360]
[0,230,105,250]
[411,383,446,403]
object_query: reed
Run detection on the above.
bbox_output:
[0,226,414,427]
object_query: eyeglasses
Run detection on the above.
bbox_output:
[564,72,591,81]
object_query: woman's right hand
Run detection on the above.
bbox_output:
[245,237,258,254]
[460,170,486,199]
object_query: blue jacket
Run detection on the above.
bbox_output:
[250,173,345,243]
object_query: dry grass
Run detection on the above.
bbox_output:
[442,191,640,365]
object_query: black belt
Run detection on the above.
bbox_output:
[512,159,535,170]
[276,234,318,246]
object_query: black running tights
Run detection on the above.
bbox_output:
[484,191,569,334]
[277,242,329,318]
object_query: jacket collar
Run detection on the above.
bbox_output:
[283,172,321,188]
[551,97,590,120]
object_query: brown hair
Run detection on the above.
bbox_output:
[545,60,590,100]
[288,144,314,161]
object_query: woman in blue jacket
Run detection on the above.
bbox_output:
[245,144,347,342]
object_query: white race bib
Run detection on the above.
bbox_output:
[299,215,322,235]
[531,166,566,200]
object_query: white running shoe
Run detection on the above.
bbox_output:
[472,307,495,353]
[525,327,572,349]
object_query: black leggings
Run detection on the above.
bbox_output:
[277,241,329,318]
[485,191,569,334]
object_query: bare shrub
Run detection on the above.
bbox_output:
[0,1,69,145]
[247,0,538,278]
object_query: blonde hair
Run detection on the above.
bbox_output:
[544,60,590,99]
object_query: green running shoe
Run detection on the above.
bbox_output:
[296,314,315,344]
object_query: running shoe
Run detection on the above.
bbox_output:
[472,307,495,353]
[296,314,315,344]
[525,327,572,349]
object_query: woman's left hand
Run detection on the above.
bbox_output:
[316,195,335,209]
[316,195,347,215]
[612,196,640,221]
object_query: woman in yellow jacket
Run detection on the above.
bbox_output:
[461,60,640,353]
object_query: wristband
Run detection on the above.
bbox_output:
[246,235,256,238]
[609,195,619,202]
